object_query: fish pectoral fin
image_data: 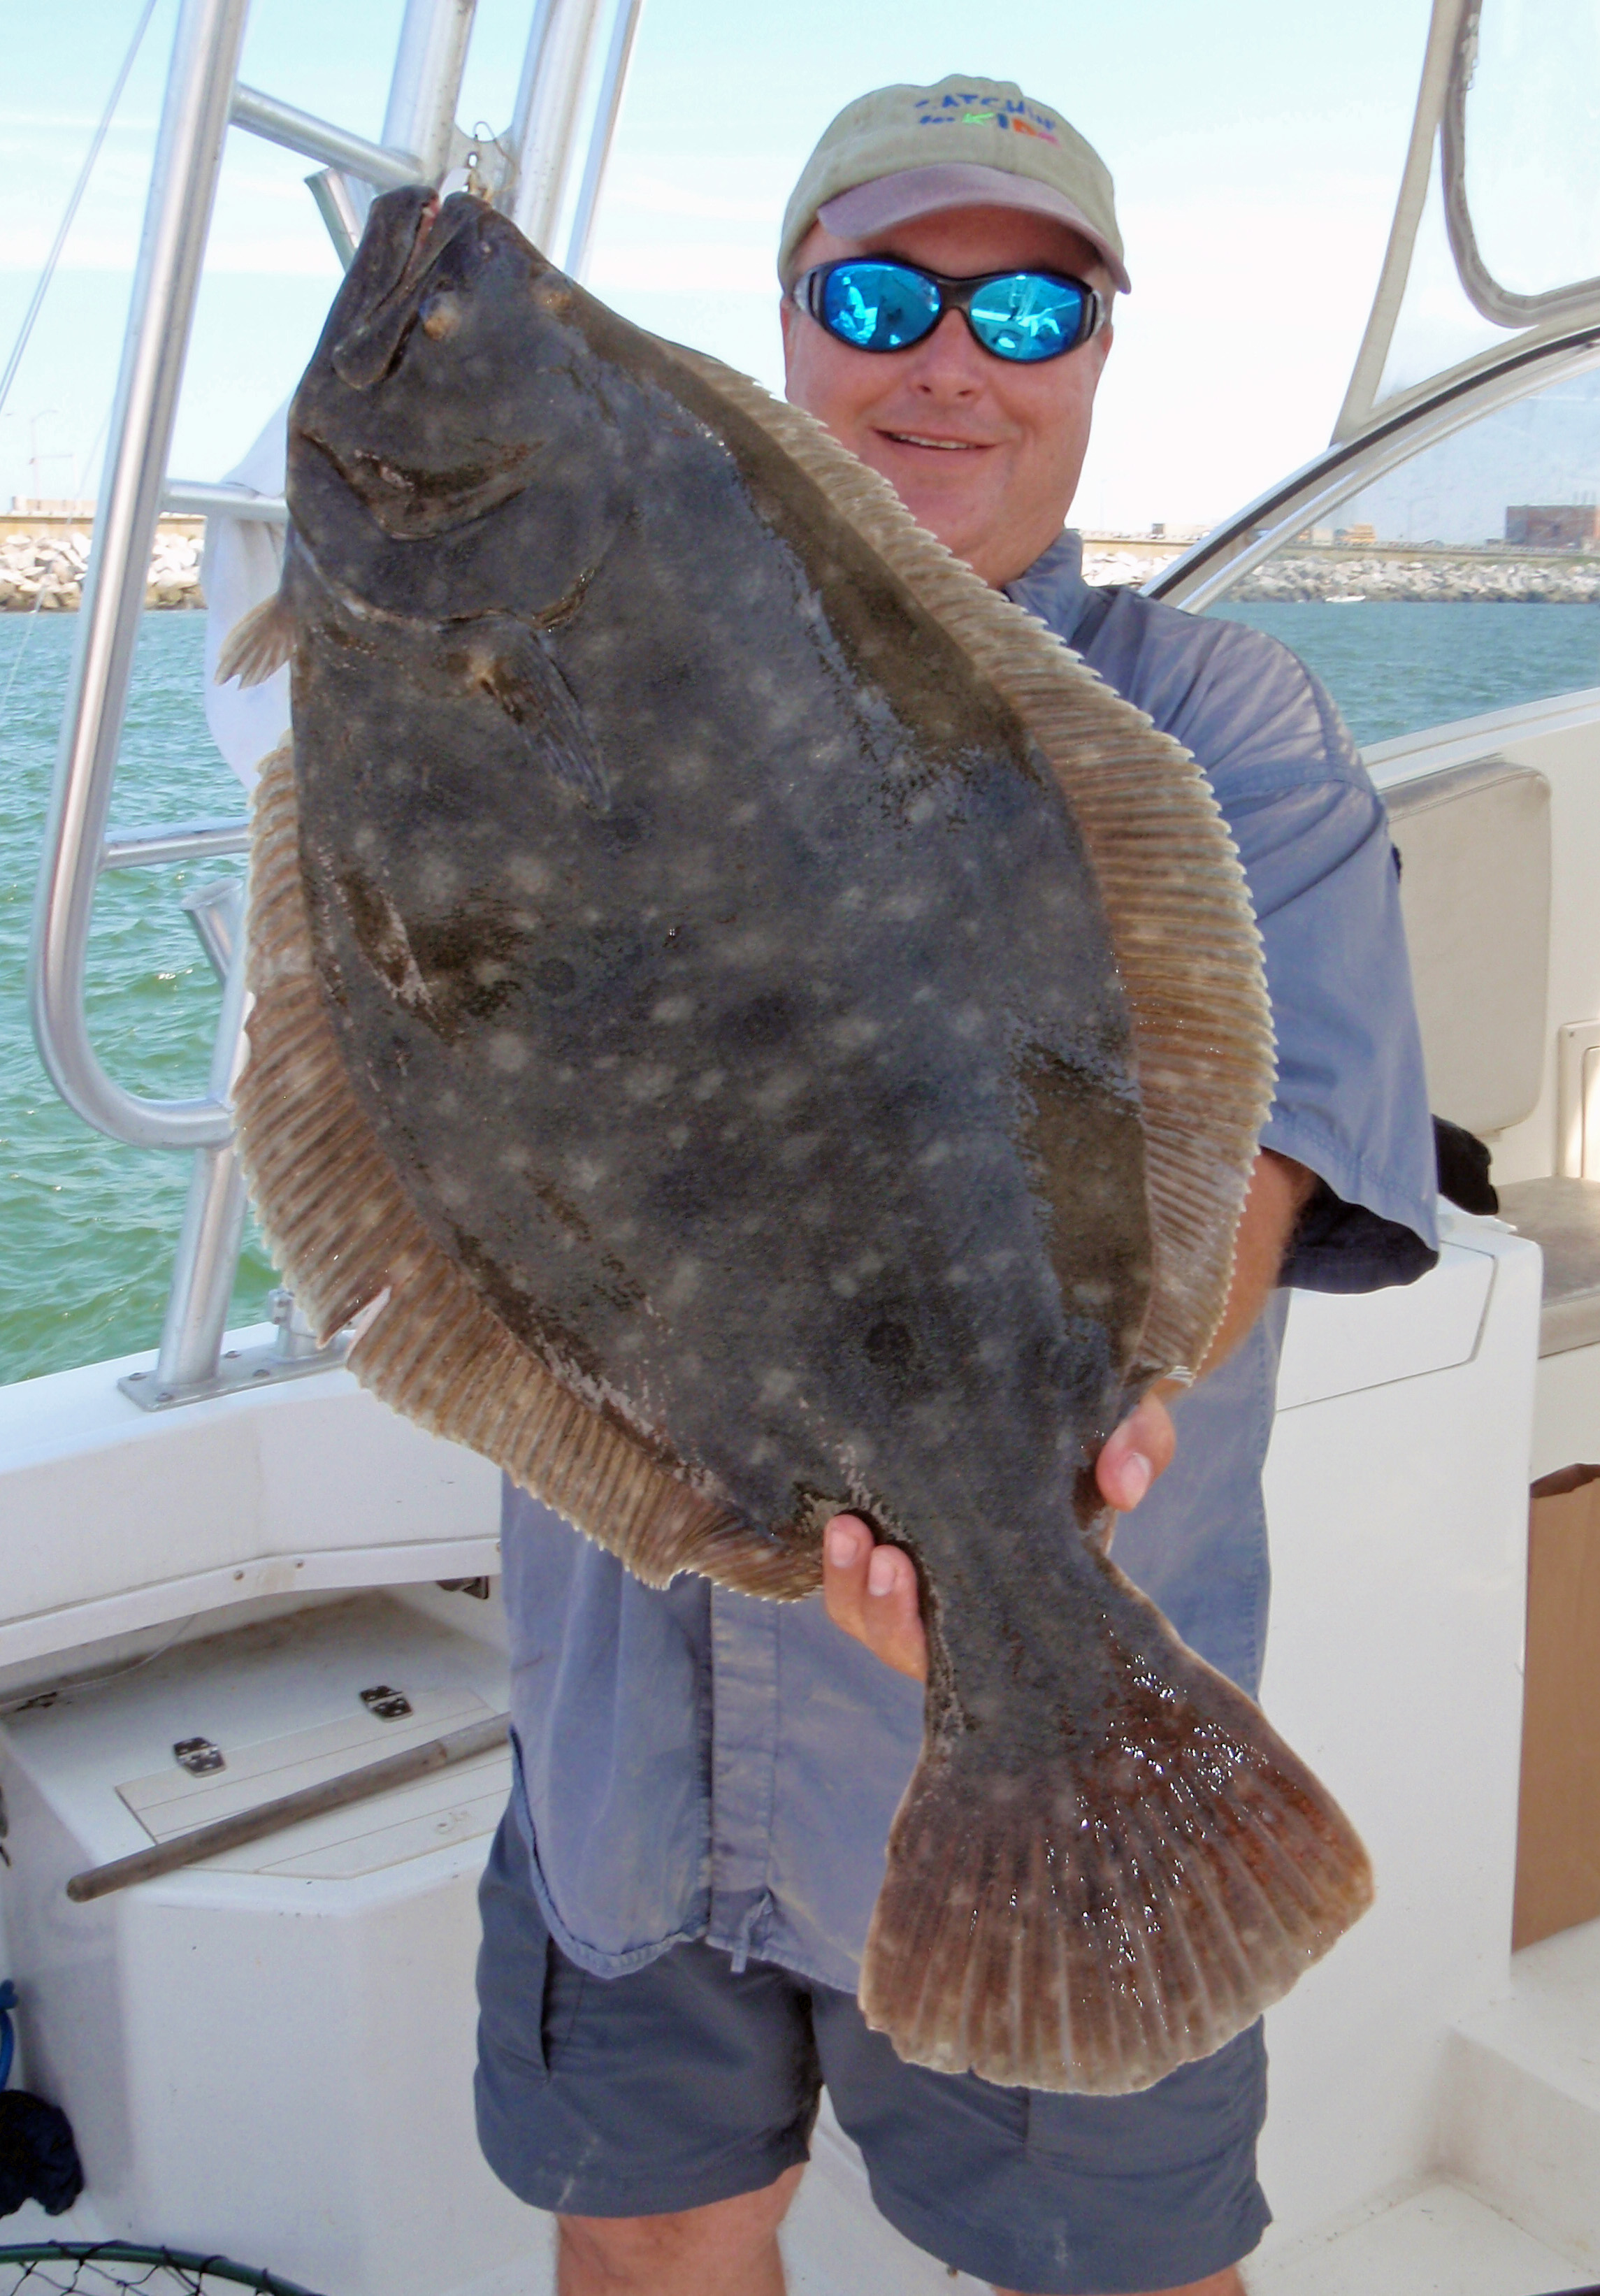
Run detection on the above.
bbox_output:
[217,590,296,687]
[860,1561,1374,2096]
[459,623,608,809]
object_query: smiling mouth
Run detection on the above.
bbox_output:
[881,431,989,452]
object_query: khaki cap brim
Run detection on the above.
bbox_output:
[816,164,1131,294]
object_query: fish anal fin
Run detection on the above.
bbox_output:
[237,744,812,1604]
[217,591,295,688]
[860,1571,1373,2094]
[451,620,608,810]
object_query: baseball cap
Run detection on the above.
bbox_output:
[779,75,1130,295]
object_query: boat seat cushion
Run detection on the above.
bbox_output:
[1386,758,1550,1138]
[1498,1176,1600,1357]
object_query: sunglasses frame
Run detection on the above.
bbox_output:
[793,257,1106,364]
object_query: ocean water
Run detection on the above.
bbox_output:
[0,610,274,1385]
[1211,596,1600,739]
[1,598,1598,1389]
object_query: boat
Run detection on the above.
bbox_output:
[3,1,1599,2289]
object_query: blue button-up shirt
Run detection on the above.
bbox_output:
[500,530,1440,1994]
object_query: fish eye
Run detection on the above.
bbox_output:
[420,291,463,342]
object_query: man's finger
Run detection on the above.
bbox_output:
[821,1514,928,1682]
[1097,1392,1177,1513]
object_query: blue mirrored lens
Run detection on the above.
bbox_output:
[821,262,942,351]
[967,274,1087,361]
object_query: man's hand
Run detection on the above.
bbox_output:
[821,1388,1176,1685]
[821,1148,1315,1686]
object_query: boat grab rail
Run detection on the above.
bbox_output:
[27,0,637,1396]
[28,0,476,1160]
[30,0,254,1156]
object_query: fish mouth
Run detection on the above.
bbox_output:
[330,188,493,391]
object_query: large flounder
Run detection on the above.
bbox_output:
[228,186,1371,2095]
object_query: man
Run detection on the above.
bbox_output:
[475,74,1438,2296]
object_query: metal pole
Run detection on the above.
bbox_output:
[505,0,606,253]
[1332,0,1467,443]
[305,168,363,268]
[29,0,250,1153]
[153,883,250,1392]
[228,84,422,189]
[382,0,478,179]
[564,0,643,281]
[66,1712,510,1901]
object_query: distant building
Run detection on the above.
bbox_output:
[1334,523,1377,546]
[8,497,96,516]
[1506,505,1600,548]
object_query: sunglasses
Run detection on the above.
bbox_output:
[794,258,1104,366]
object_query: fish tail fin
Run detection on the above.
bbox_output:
[217,591,294,687]
[860,1584,1372,2095]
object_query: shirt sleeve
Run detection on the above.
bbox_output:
[1089,600,1440,1294]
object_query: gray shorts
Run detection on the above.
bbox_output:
[475,1802,1271,2294]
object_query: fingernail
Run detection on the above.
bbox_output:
[1123,1454,1151,1506]
[826,1523,857,1570]
[867,1548,896,1597]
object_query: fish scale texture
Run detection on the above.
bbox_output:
[233,187,1369,2094]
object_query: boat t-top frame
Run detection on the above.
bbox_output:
[1152,0,1600,612]
[27,0,642,1406]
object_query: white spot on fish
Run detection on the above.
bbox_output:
[830,1016,881,1051]
[568,1156,608,1191]
[417,854,459,904]
[752,1068,807,1115]
[830,1270,860,1298]
[691,1069,726,1101]
[758,1368,798,1402]
[651,995,695,1024]
[498,1144,532,1173]
[881,890,928,923]
[486,1032,528,1074]
[625,1062,675,1104]
[661,1258,702,1309]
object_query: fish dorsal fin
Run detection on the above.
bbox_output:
[661,342,1276,1381]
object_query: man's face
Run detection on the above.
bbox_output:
[780,203,1113,589]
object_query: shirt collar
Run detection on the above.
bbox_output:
[1002,529,1097,647]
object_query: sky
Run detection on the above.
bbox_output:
[1,0,1442,533]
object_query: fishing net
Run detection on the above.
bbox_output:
[0,2248,323,2296]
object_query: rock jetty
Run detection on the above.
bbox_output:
[1079,535,1600,604]
[0,521,203,611]
[1232,549,1600,605]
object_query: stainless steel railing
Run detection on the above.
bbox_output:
[31,0,253,1156]
[27,0,642,1400]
